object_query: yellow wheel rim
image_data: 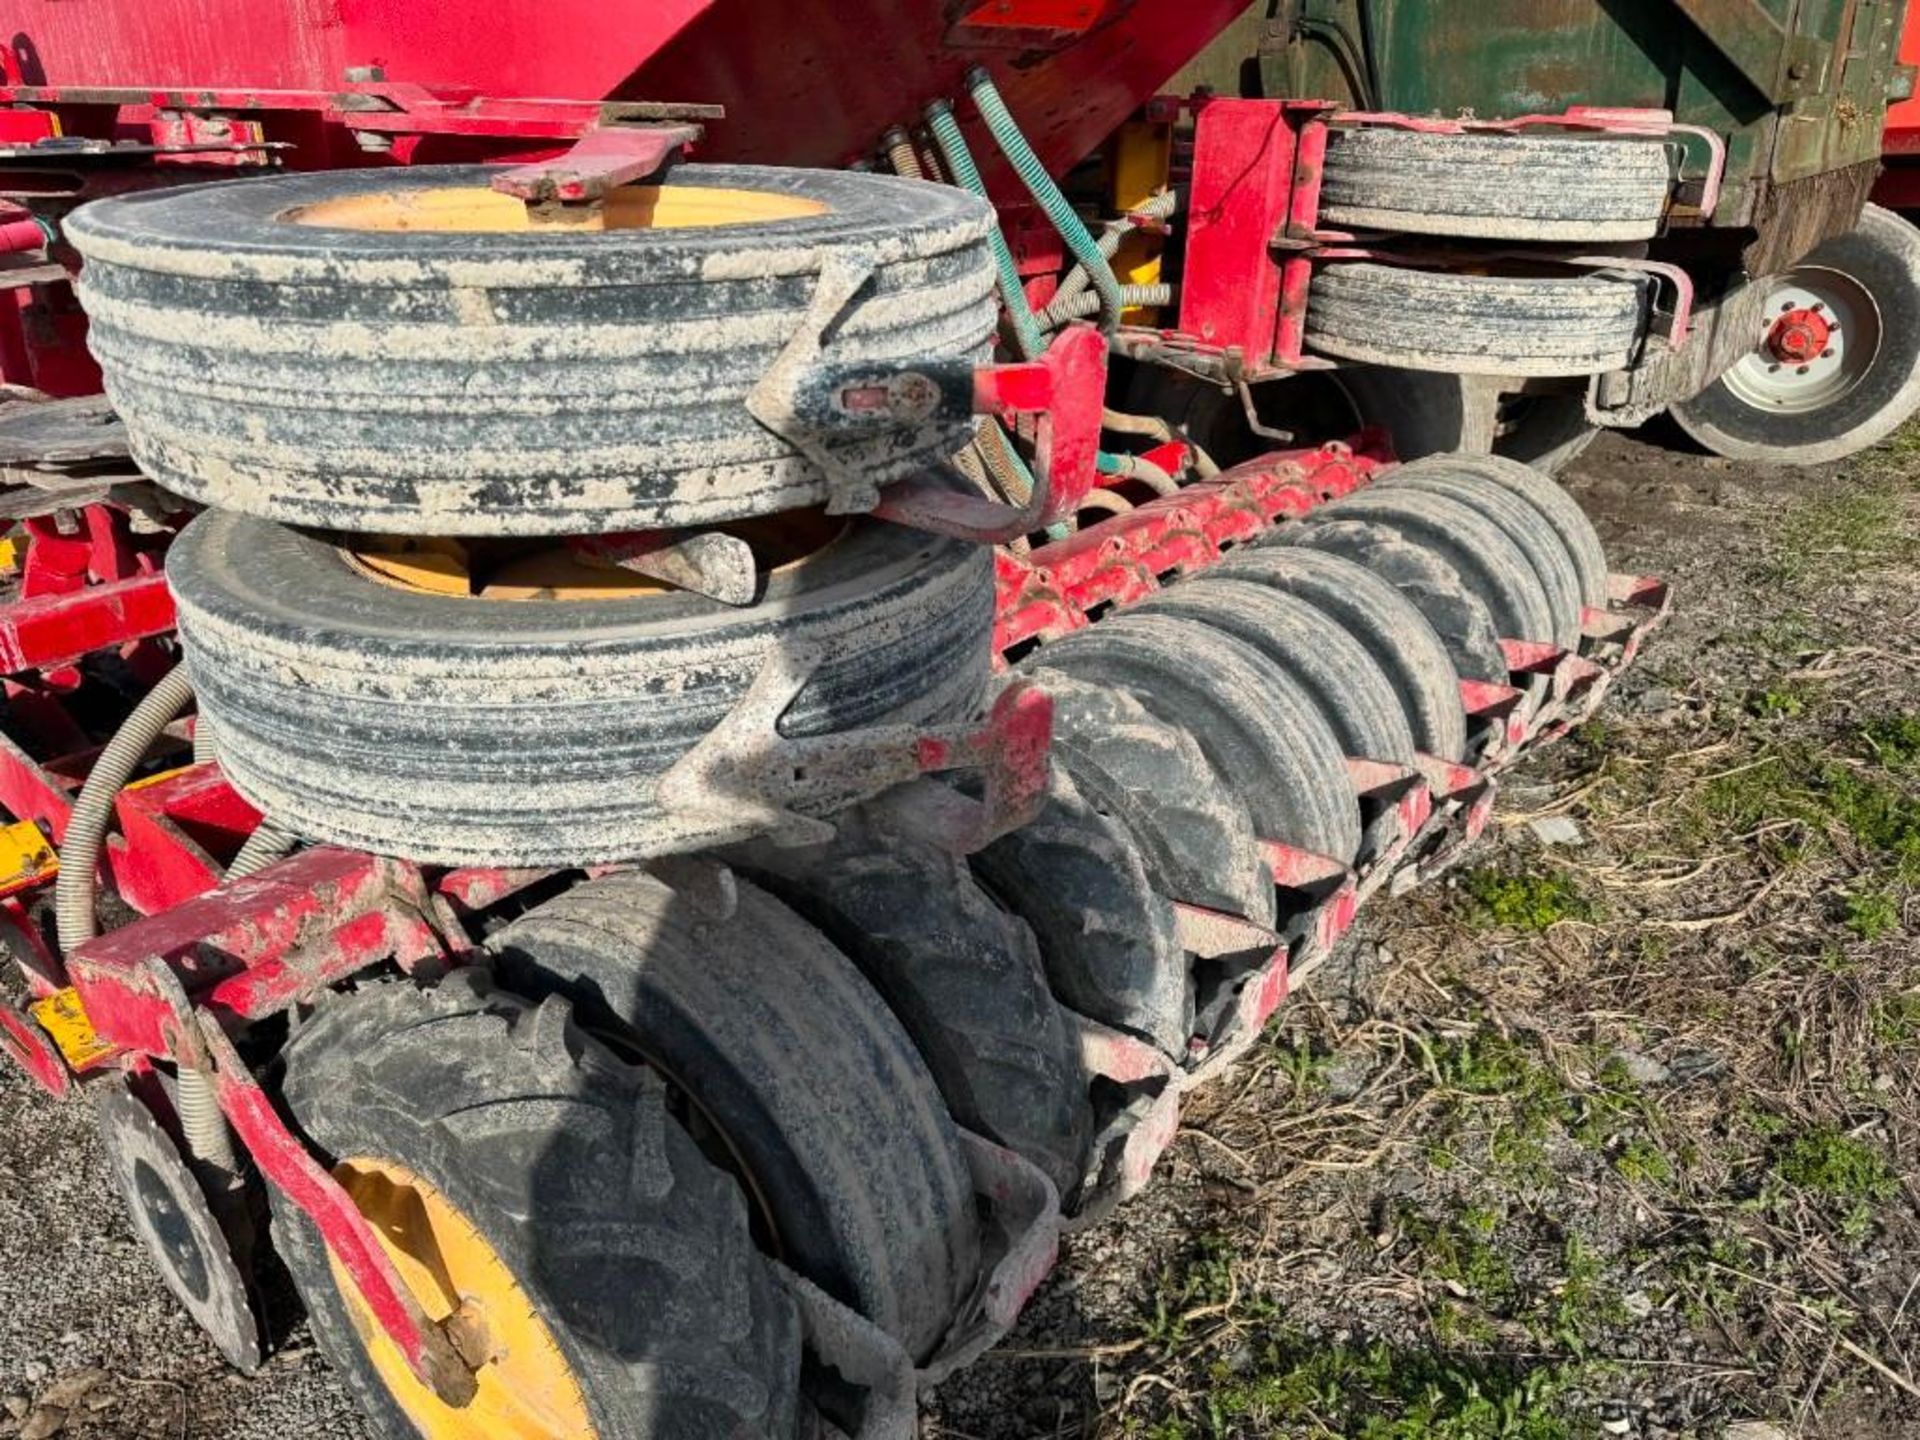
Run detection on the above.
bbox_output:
[329,1158,596,1440]
[290,183,828,234]
[338,512,849,602]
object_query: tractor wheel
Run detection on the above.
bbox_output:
[1026,668,1275,925]
[488,871,981,1365]
[1211,544,1468,762]
[1671,205,1920,465]
[1389,452,1610,610]
[732,833,1093,1202]
[167,510,991,867]
[68,164,997,534]
[1320,127,1672,242]
[271,970,803,1439]
[1035,613,1363,865]
[971,773,1192,1056]
[1306,263,1650,376]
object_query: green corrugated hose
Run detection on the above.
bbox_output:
[924,100,1046,360]
[967,67,1125,335]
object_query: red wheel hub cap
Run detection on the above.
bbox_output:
[1765,306,1833,364]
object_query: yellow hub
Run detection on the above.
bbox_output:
[340,512,848,602]
[330,1158,595,1440]
[290,183,828,234]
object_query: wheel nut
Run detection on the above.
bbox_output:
[1796,365,1810,375]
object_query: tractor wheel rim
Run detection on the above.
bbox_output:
[1722,267,1880,416]
[286,181,829,234]
[328,1157,596,1440]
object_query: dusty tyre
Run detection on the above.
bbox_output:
[1301,488,1559,646]
[69,164,997,534]
[1671,204,1920,465]
[1025,668,1275,926]
[271,971,802,1439]
[167,511,991,866]
[1306,263,1650,376]
[1139,578,1417,764]
[1320,127,1672,241]
[1369,470,1584,646]
[1212,544,1468,762]
[972,774,1192,1055]
[1390,452,1610,609]
[1035,612,1363,865]
[1277,519,1509,686]
[488,872,980,1364]
[733,833,1092,1201]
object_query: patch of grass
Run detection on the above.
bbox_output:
[1459,869,1592,932]
[1767,481,1906,582]
[1746,686,1806,720]
[1774,1125,1897,1205]
[1185,1333,1587,1440]
[1862,712,1920,772]
[1406,1208,1516,1307]
[1842,885,1901,940]
[1611,1136,1674,1186]
[1871,991,1920,1046]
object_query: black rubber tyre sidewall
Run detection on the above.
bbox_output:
[169,512,992,866]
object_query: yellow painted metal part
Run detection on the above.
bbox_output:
[0,818,56,891]
[331,1158,596,1440]
[0,534,23,574]
[1110,120,1169,323]
[293,183,829,233]
[29,988,115,1071]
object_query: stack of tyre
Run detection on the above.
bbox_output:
[69,160,1616,1437]
[1307,124,1677,472]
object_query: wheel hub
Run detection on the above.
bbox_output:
[1722,268,1879,416]
[1764,305,1833,364]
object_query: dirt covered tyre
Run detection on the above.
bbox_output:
[1331,367,1598,476]
[167,510,991,866]
[1212,544,1468,762]
[488,872,981,1366]
[1306,263,1651,376]
[271,970,803,1439]
[1035,614,1362,865]
[732,832,1093,1201]
[68,164,996,534]
[971,773,1192,1056]
[1671,204,1920,465]
[1025,668,1275,926]
[1320,127,1672,241]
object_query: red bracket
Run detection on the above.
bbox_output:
[872,323,1106,544]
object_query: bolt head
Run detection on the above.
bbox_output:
[1796,365,1810,375]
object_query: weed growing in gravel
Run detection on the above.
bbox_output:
[1458,869,1591,932]
[1774,1124,1897,1206]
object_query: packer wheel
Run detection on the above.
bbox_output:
[489,871,981,1366]
[272,970,803,1439]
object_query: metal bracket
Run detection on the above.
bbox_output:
[489,122,701,207]
[656,646,1052,856]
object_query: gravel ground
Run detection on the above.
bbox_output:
[4,423,1916,1439]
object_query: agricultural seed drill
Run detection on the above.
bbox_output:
[0,2,1900,1435]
